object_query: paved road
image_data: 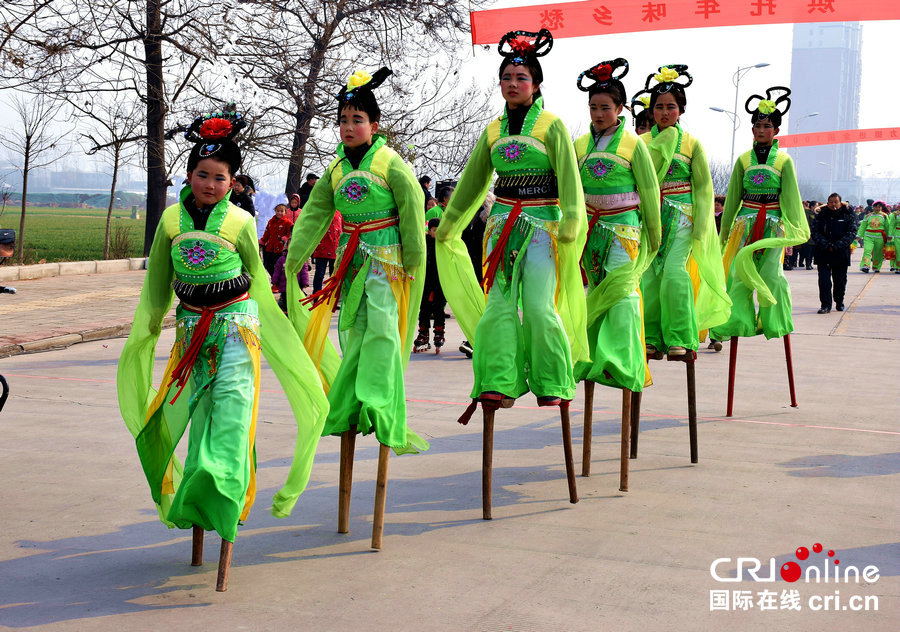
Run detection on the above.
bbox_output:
[0,256,897,630]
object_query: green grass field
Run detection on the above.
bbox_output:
[0,208,146,264]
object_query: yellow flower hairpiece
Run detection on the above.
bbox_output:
[758,99,776,115]
[347,70,372,91]
[654,67,679,83]
[638,96,650,108]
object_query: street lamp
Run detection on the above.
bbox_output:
[794,111,819,132]
[817,161,834,197]
[710,62,770,167]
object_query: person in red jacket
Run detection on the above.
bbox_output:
[259,203,293,276]
[312,210,343,293]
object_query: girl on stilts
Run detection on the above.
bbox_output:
[117,109,328,589]
[638,65,730,357]
[573,58,660,393]
[711,87,809,341]
[437,29,587,418]
[285,67,428,455]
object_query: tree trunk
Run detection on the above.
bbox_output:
[104,144,120,260]
[143,0,167,256]
[283,36,328,197]
[16,141,30,265]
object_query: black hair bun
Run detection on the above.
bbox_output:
[184,105,246,143]
[577,58,629,92]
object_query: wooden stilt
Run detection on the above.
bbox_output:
[619,389,632,492]
[686,356,698,464]
[371,443,390,550]
[629,391,642,459]
[191,525,204,566]
[783,334,798,408]
[559,401,578,504]
[338,427,357,534]
[482,409,495,520]
[726,336,739,417]
[581,381,595,477]
[216,539,233,592]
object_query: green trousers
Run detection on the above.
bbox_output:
[472,228,575,400]
[166,304,258,543]
[860,233,884,271]
[642,221,698,351]
[575,235,645,391]
[324,266,409,449]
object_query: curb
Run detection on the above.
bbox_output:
[0,257,147,282]
[0,315,176,359]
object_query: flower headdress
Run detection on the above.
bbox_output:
[643,64,693,94]
[498,29,553,67]
[745,86,791,127]
[576,58,629,93]
[180,105,246,174]
[335,66,392,124]
[183,106,245,144]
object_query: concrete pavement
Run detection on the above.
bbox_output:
[0,254,897,631]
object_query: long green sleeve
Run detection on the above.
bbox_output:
[387,155,426,273]
[286,168,337,273]
[857,214,868,238]
[117,213,175,439]
[544,118,585,243]
[690,139,714,243]
[720,157,746,247]
[632,138,661,253]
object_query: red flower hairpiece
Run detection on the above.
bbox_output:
[592,64,612,81]
[509,39,536,54]
[199,118,234,140]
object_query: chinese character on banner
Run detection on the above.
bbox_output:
[891,129,899,138]
[641,2,667,22]
[808,0,835,13]
[696,0,721,18]
[593,5,613,25]
[750,0,776,16]
[540,8,565,30]
[710,590,730,611]
[733,590,754,611]
[757,590,779,611]
[780,589,802,611]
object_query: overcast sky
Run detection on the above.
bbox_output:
[462,3,897,179]
[1,5,896,190]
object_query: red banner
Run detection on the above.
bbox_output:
[778,128,900,148]
[471,0,896,44]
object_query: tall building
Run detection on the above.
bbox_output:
[789,22,861,198]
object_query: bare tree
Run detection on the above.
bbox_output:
[225,0,491,195]
[1,1,228,254]
[708,159,733,197]
[0,93,65,264]
[69,95,143,259]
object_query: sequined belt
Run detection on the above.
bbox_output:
[661,181,691,196]
[302,215,400,310]
[169,292,251,404]
[583,204,639,259]
[494,174,558,200]
[742,193,779,204]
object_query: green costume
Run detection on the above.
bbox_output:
[858,208,889,271]
[889,210,900,271]
[573,118,661,391]
[639,124,730,352]
[711,140,809,339]
[425,204,444,224]
[117,188,328,542]
[285,134,428,453]
[436,97,588,401]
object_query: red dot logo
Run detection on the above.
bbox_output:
[781,561,802,582]
[827,550,835,557]
[795,546,809,560]
[812,543,823,553]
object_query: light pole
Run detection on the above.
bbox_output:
[794,111,819,132]
[817,161,834,198]
[709,62,769,167]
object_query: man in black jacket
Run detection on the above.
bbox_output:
[812,193,858,313]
